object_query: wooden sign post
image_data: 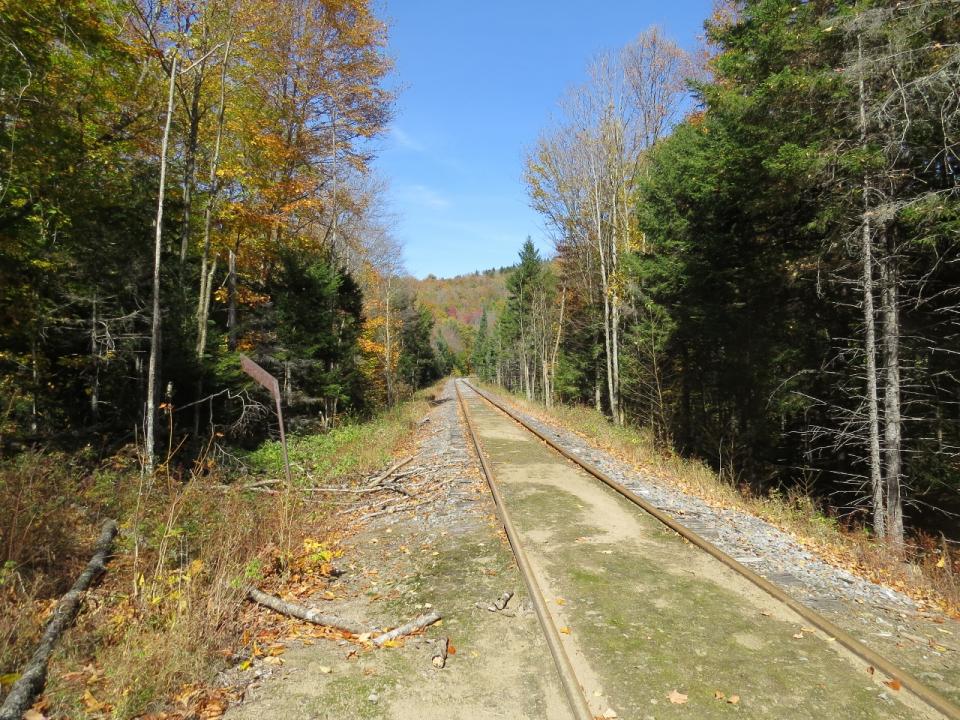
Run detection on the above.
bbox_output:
[240,354,293,487]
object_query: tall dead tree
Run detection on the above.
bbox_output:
[145,53,178,476]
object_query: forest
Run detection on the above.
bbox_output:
[0,2,450,713]
[472,2,960,548]
[0,0,443,466]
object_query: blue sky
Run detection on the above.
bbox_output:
[375,1,713,279]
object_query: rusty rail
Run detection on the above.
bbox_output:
[454,381,594,720]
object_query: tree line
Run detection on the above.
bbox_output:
[0,0,442,469]
[474,2,960,547]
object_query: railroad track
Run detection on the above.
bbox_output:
[454,378,960,720]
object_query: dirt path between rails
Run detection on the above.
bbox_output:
[222,381,573,720]
[460,384,944,720]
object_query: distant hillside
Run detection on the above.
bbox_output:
[404,267,511,355]
[406,267,511,325]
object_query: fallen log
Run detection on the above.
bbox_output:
[373,611,441,646]
[432,636,449,668]
[246,587,370,636]
[0,519,118,720]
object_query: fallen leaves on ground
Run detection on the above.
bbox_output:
[712,688,741,704]
[667,689,688,704]
[884,679,902,692]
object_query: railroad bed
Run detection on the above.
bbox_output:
[455,379,958,720]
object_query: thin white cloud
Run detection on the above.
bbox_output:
[390,125,425,152]
[399,184,451,209]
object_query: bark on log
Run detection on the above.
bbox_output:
[246,587,370,636]
[432,636,449,668]
[372,611,441,646]
[0,519,118,720]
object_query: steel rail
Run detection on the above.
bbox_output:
[463,379,960,720]
[454,381,595,720]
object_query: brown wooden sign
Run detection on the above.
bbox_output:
[239,354,292,486]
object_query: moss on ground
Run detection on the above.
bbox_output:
[468,392,923,719]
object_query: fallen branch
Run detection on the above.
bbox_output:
[366,455,415,488]
[475,591,515,616]
[306,482,411,497]
[0,519,118,720]
[246,587,370,636]
[432,636,449,668]
[242,478,283,490]
[373,611,442,646]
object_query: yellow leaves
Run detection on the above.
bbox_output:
[82,688,110,713]
[667,689,688,704]
[559,626,571,634]
[714,690,740,704]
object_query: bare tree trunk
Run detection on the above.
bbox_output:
[518,294,531,400]
[179,22,211,264]
[882,225,904,547]
[179,86,201,264]
[610,257,622,425]
[145,55,178,476]
[227,245,237,351]
[594,356,603,412]
[90,294,99,420]
[384,277,394,405]
[548,287,566,408]
[196,37,231,360]
[857,36,884,537]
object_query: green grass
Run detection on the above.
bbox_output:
[246,394,433,486]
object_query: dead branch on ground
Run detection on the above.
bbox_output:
[0,520,118,720]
